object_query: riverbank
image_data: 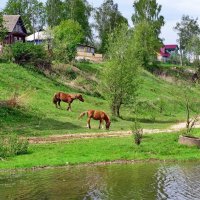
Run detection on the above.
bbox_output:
[1,133,200,170]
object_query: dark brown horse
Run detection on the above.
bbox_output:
[79,110,111,130]
[53,92,84,111]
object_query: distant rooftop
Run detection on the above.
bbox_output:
[3,15,27,34]
[26,31,52,41]
[164,45,178,49]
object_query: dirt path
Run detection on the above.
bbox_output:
[26,119,200,144]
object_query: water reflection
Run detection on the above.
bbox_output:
[156,164,200,200]
[0,162,200,200]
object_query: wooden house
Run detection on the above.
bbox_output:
[76,44,103,62]
[3,15,27,44]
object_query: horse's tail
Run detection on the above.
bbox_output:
[79,111,87,119]
[53,92,59,105]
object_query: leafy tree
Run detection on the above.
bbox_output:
[132,0,164,67]
[133,21,162,68]
[30,1,46,32]
[101,24,141,117]
[174,15,200,66]
[94,0,128,53]
[53,20,84,62]
[46,0,64,27]
[132,0,164,35]
[46,0,92,43]
[187,35,200,63]
[0,12,7,42]
[3,0,46,33]
[64,0,92,43]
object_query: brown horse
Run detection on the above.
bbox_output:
[79,110,111,130]
[53,92,84,111]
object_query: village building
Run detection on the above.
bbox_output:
[3,15,27,44]
[76,44,103,62]
[26,31,52,45]
[157,44,179,62]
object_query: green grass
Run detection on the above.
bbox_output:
[1,133,200,169]
[1,62,200,137]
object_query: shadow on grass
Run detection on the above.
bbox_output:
[33,117,81,131]
[0,107,81,135]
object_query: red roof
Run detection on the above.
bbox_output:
[164,45,178,49]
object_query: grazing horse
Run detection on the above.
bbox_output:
[53,92,84,111]
[79,110,111,130]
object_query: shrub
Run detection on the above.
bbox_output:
[11,42,51,69]
[53,20,84,63]
[0,134,29,158]
[132,121,143,145]
[0,45,13,63]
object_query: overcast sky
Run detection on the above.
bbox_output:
[1,0,200,44]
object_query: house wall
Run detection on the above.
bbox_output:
[77,46,95,54]
[76,52,103,62]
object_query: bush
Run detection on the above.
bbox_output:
[11,42,51,69]
[132,121,143,145]
[0,45,13,63]
[0,134,29,158]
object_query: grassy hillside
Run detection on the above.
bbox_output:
[1,62,200,137]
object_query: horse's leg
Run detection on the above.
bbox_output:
[87,117,91,129]
[67,103,71,111]
[54,101,58,108]
[99,119,103,129]
[58,100,61,109]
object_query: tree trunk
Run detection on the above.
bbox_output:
[179,39,183,66]
[180,48,183,66]
[116,104,121,117]
[111,104,116,116]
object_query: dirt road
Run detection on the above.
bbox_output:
[26,119,200,144]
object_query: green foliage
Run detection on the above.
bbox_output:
[4,0,46,33]
[133,21,162,67]
[186,35,200,64]
[175,15,200,52]
[46,0,92,42]
[0,134,29,158]
[11,42,49,69]
[46,0,64,27]
[94,0,128,53]
[0,12,7,42]
[65,0,92,42]
[132,121,143,145]
[0,45,13,63]
[132,0,164,67]
[174,15,200,65]
[132,0,164,36]
[101,24,141,116]
[53,20,84,62]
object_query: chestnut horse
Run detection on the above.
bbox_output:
[79,110,111,130]
[53,92,84,111]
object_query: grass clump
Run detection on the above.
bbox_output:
[132,121,143,145]
[0,134,29,159]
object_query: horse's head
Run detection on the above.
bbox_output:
[76,94,84,102]
[106,121,111,130]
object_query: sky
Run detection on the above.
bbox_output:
[1,0,200,44]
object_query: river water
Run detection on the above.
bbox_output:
[0,162,200,200]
